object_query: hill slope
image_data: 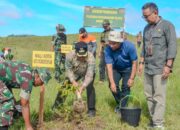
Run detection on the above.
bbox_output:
[0,34,180,130]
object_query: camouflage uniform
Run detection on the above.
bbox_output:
[0,61,34,127]
[65,50,96,111]
[52,31,67,82]
[99,28,113,81]
[4,54,13,61]
[0,81,14,127]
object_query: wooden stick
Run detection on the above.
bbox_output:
[37,85,45,130]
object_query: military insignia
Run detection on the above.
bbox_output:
[79,48,85,53]
[157,28,161,32]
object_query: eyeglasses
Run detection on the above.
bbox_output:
[142,11,154,19]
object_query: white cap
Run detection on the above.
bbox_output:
[108,31,124,43]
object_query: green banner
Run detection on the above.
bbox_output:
[83,6,125,28]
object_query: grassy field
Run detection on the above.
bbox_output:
[0,34,180,130]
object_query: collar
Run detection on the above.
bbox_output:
[155,16,162,25]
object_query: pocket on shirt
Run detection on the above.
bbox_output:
[152,32,162,44]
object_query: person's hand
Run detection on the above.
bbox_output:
[138,63,144,76]
[127,78,134,87]
[26,126,34,130]
[162,66,171,79]
[76,90,82,100]
[79,86,85,95]
[72,81,79,87]
[101,42,105,47]
[110,82,117,93]
[76,86,84,100]
[104,42,109,46]
[98,53,101,58]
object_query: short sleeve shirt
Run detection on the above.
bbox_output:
[105,41,137,71]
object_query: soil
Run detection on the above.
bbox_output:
[44,116,106,130]
[37,100,106,130]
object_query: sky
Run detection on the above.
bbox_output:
[0,0,180,37]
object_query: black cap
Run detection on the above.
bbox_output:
[75,42,88,57]
[79,27,86,34]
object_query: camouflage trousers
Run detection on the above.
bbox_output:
[0,81,14,127]
[55,52,65,81]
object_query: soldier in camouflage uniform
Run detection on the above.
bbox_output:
[0,61,51,130]
[51,24,67,82]
[65,42,96,117]
[98,19,113,83]
[2,48,14,61]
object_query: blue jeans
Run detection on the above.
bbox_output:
[109,68,131,107]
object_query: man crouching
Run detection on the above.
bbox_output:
[65,42,96,117]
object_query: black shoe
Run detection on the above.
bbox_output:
[13,110,22,119]
[87,110,96,117]
[13,104,22,119]
[0,126,9,130]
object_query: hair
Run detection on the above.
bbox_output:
[79,27,86,34]
[142,2,158,14]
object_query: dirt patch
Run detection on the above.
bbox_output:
[43,99,106,130]
[73,100,86,114]
[44,115,106,130]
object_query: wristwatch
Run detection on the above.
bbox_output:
[165,64,172,69]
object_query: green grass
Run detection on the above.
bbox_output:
[0,34,180,130]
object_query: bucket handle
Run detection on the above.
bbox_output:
[119,95,141,108]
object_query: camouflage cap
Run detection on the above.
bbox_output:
[36,68,52,84]
[56,24,65,32]
[102,19,110,25]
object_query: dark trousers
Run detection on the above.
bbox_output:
[109,68,131,107]
[99,52,106,81]
[86,74,96,110]
[0,126,9,130]
[137,41,141,48]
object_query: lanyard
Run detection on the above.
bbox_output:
[149,20,162,45]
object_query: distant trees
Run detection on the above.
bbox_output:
[7,34,36,37]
